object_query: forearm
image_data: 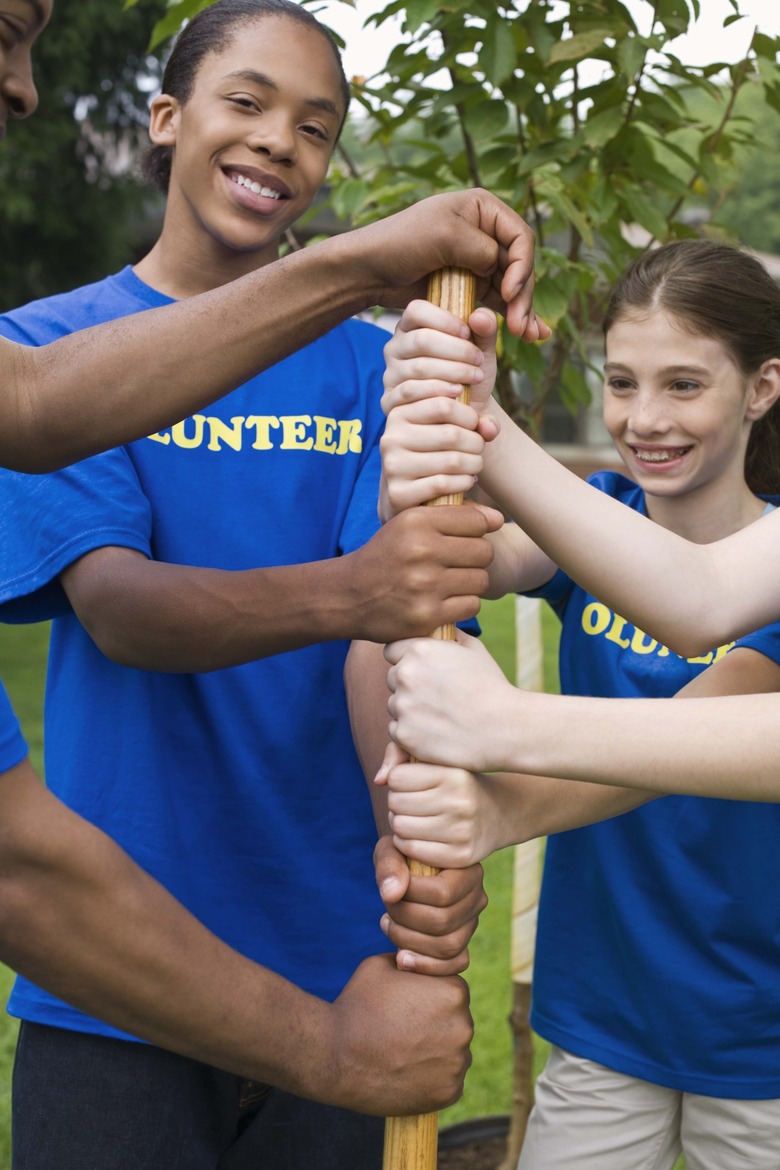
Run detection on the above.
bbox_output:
[346,639,392,834]
[2,237,378,475]
[0,760,345,1100]
[5,188,544,475]
[484,770,652,846]
[484,522,556,600]
[509,688,780,801]
[64,549,374,672]
[481,400,779,652]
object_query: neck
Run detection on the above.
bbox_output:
[134,205,281,299]
[644,466,766,543]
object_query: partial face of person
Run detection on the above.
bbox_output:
[150,15,345,262]
[602,310,759,501]
[0,0,51,138]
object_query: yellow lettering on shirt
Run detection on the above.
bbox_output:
[245,416,281,449]
[581,602,734,666]
[207,416,245,452]
[172,415,206,449]
[313,416,338,454]
[280,416,314,450]
[146,415,363,456]
[336,419,363,454]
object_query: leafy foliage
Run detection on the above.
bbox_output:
[130,0,778,432]
[326,0,780,431]
[0,0,166,312]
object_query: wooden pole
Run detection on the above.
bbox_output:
[383,266,477,1170]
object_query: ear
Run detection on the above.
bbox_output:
[746,358,780,423]
[148,94,182,147]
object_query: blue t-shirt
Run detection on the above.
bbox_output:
[0,266,390,1039]
[0,682,27,774]
[526,470,780,1098]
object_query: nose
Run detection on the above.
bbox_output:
[627,390,669,437]
[2,52,39,120]
[248,114,296,165]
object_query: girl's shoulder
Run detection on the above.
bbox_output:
[586,468,645,512]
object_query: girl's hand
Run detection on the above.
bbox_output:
[379,747,501,869]
[384,631,516,773]
[382,301,500,416]
[379,396,488,519]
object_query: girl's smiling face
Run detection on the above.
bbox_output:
[603,309,767,504]
[149,15,346,265]
[0,0,51,138]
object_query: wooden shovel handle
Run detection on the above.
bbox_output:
[382,267,477,1170]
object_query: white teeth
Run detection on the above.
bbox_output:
[635,448,688,463]
[233,174,281,199]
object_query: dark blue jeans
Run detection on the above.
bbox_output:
[12,1022,385,1170]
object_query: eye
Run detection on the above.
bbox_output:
[300,122,330,142]
[0,15,25,48]
[672,380,699,393]
[228,95,260,111]
[606,377,634,393]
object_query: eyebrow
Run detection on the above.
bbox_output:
[223,69,342,121]
[604,362,710,378]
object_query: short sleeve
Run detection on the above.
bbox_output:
[0,448,153,622]
[0,682,28,773]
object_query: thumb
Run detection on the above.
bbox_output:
[374,834,411,905]
[468,307,498,354]
[375,739,408,785]
[472,503,505,533]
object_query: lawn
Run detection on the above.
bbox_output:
[0,604,685,1168]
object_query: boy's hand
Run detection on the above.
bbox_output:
[329,953,472,1114]
[374,835,486,976]
[348,502,502,642]
[354,188,551,342]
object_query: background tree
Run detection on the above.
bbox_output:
[0,0,166,311]
[137,0,779,436]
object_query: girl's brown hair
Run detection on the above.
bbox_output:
[604,240,780,495]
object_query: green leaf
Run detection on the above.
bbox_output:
[403,0,441,35]
[464,98,510,138]
[149,0,210,49]
[549,29,612,66]
[616,34,646,79]
[479,19,517,85]
[583,105,625,148]
[621,186,670,241]
[560,361,592,413]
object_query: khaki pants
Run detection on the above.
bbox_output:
[518,1045,780,1170]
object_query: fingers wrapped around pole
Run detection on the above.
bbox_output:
[383,266,477,1170]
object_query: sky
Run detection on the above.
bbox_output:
[317,0,780,81]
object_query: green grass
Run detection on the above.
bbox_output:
[0,608,684,1169]
[0,620,49,1167]
[440,596,559,1127]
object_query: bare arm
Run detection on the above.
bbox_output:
[387,634,780,802]
[1,190,544,474]
[0,755,471,1115]
[60,503,500,671]
[479,399,780,654]
[345,639,487,977]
